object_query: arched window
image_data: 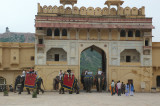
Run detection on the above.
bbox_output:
[135,30,141,37]
[145,38,149,46]
[54,28,60,36]
[0,77,6,92]
[120,30,126,37]
[62,29,67,36]
[47,28,52,36]
[157,76,160,87]
[0,77,6,85]
[128,30,133,37]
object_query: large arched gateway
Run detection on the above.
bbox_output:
[80,45,107,89]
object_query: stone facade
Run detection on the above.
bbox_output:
[0,0,160,92]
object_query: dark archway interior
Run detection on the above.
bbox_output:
[156,76,160,87]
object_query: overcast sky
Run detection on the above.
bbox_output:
[0,0,159,42]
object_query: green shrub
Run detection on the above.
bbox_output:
[32,89,37,98]
[3,90,8,96]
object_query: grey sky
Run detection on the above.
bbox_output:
[0,0,159,42]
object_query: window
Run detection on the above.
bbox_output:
[157,76,160,87]
[39,39,43,44]
[145,40,149,46]
[120,30,126,37]
[47,28,52,36]
[126,56,131,62]
[13,57,16,60]
[54,28,60,36]
[128,30,133,37]
[0,77,6,84]
[31,56,34,61]
[62,29,67,36]
[55,54,59,61]
[135,30,141,37]
[37,27,43,30]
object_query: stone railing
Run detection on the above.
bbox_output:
[37,3,145,17]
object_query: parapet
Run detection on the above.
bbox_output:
[37,3,145,18]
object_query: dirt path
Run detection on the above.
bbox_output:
[0,92,160,106]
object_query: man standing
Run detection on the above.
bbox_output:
[121,82,125,94]
[111,80,115,96]
[117,81,121,96]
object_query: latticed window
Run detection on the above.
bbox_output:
[120,30,126,37]
[135,30,141,37]
[0,77,6,84]
[54,28,60,36]
[47,28,52,36]
[62,29,67,36]
[128,30,133,37]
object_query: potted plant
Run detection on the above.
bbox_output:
[3,90,9,96]
[32,89,37,98]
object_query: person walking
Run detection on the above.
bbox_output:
[125,83,130,96]
[130,83,134,96]
[121,82,125,94]
[117,81,121,96]
[111,80,115,96]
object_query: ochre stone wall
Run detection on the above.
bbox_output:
[35,65,79,91]
[108,66,152,92]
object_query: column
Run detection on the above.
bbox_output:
[109,29,112,40]
[118,29,120,40]
[133,30,136,40]
[67,29,70,39]
[98,29,101,40]
[126,30,128,40]
[52,28,54,39]
[87,29,90,40]
[76,29,79,40]
[60,29,62,39]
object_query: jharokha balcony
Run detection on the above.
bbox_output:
[37,44,45,48]
[143,46,152,50]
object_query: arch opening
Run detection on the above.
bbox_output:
[156,76,160,87]
[47,48,67,61]
[80,45,107,89]
[0,77,6,92]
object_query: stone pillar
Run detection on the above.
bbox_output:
[87,29,90,40]
[126,30,128,40]
[52,28,54,39]
[109,29,112,40]
[98,29,101,40]
[108,3,111,15]
[76,29,79,40]
[133,30,136,40]
[60,29,62,39]
[67,29,70,39]
[118,29,120,40]
[117,3,120,15]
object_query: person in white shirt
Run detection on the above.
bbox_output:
[111,80,115,96]
[117,81,121,96]
[59,70,63,81]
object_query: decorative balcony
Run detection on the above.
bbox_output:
[37,44,45,48]
[35,30,45,36]
[143,46,152,50]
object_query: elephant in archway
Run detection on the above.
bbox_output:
[95,74,105,92]
[84,75,94,92]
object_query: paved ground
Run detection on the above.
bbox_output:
[0,91,160,106]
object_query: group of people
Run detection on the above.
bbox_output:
[110,80,134,96]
